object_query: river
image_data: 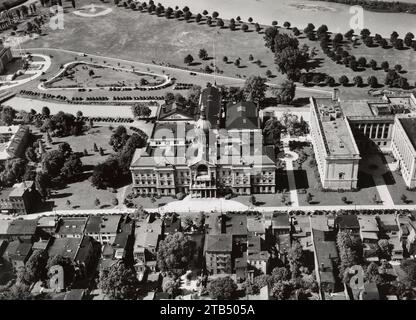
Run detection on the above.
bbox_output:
[158,0,416,37]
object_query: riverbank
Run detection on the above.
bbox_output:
[310,0,416,15]
[157,0,416,37]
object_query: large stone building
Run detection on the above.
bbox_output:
[309,95,361,190]
[310,91,416,190]
[0,180,40,215]
[130,85,276,198]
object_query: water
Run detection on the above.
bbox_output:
[158,0,416,37]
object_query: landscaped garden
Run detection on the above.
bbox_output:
[45,62,169,89]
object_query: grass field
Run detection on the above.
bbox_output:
[12,0,414,101]
[37,124,132,210]
[48,62,166,88]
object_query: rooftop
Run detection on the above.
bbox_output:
[200,85,221,128]
[311,229,338,284]
[0,219,11,235]
[133,217,162,252]
[205,234,232,252]
[312,97,359,158]
[5,240,32,261]
[85,215,122,234]
[55,217,88,235]
[247,217,265,234]
[48,237,82,261]
[358,216,379,233]
[6,219,37,236]
[226,101,258,130]
[335,215,360,230]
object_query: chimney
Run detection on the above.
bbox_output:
[332,88,340,102]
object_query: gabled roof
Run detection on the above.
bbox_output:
[158,102,196,121]
[226,101,258,130]
[335,215,360,230]
[55,217,87,236]
[200,86,221,127]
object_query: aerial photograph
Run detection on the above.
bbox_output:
[0,0,416,305]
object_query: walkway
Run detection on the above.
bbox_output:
[281,139,299,207]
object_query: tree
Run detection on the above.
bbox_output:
[94,198,101,207]
[394,64,403,73]
[287,241,303,278]
[41,150,65,178]
[21,250,48,284]
[184,11,192,21]
[367,76,379,88]
[0,158,27,186]
[198,48,208,60]
[353,76,364,87]
[401,259,416,286]
[263,117,284,145]
[243,76,267,105]
[91,159,121,189]
[283,21,291,29]
[131,103,151,118]
[273,80,296,104]
[339,75,349,86]
[272,280,293,300]
[360,28,371,38]
[184,54,194,65]
[369,59,377,70]
[222,56,228,63]
[41,106,50,117]
[272,21,278,26]
[181,215,194,231]
[162,278,181,297]
[357,57,367,68]
[212,11,219,19]
[404,32,414,47]
[274,46,308,78]
[109,126,129,152]
[61,155,83,180]
[207,276,237,300]
[241,24,249,32]
[381,61,389,71]
[157,232,194,272]
[99,261,139,300]
[333,33,343,45]
[0,106,16,126]
[326,76,336,87]
[394,39,404,50]
[202,10,208,16]
[47,255,75,287]
[217,18,224,28]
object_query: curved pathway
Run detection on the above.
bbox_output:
[18,47,333,95]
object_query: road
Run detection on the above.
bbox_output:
[18,47,332,95]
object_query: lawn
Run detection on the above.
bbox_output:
[384,169,416,205]
[47,62,167,89]
[294,146,381,206]
[14,0,415,101]
[36,124,134,210]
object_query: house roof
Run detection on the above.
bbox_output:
[55,217,87,236]
[133,218,162,252]
[5,240,32,261]
[358,217,379,233]
[399,117,416,150]
[200,86,221,127]
[312,229,338,285]
[75,236,93,264]
[163,216,181,234]
[48,237,81,261]
[6,219,37,236]
[86,215,122,234]
[247,217,265,234]
[272,214,290,229]
[205,234,232,252]
[335,215,360,230]
[226,101,258,130]
[37,216,58,229]
[158,102,196,121]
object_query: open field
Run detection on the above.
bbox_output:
[10,1,412,102]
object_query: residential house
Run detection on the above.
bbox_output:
[0,181,40,215]
[3,239,32,270]
[5,219,38,242]
[85,215,122,245]
[133,215,162,275]
[335,215,360,234]
[204,234,233,275]
[55,217,88,238]
[310,216,339,299]
[37,216,58,238]
[358,216,380,262]
[271,213,291,237]
[246,235,270,275]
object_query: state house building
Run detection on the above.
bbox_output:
[130,85,276,198]
[310,90,416,190]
